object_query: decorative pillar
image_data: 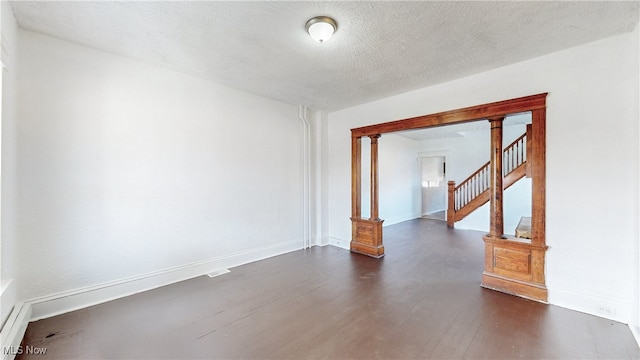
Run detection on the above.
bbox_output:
[488,117,505,238]
[529,110,546,249]
[481,114,548,302]
[351,136,362,219]
[350,133,384,258]
[369,134,381,220]
[525,124,532,178]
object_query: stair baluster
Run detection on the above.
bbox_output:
[447,132,527,228]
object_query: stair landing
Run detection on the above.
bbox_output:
[515,216,532,239]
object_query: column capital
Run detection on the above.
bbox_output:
[368,134,381,142]
[487,116,505,129]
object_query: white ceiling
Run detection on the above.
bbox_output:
[9,1,639,112]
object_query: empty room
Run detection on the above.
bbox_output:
[1,1,640,359]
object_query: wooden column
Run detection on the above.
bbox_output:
[350,133,384,258]
[488,117,505,238]
[351,136,362,219]
[369,134,381,220]
[529,109,547,288]
[481,112,548,303]
[345,93,549,299]
[525,124,532,178]
[530,110,546,249]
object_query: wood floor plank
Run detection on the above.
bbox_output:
[16,219,640,359]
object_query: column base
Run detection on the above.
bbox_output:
[482,235,548,302]
[482,273,548,303]
[350,217,384,258]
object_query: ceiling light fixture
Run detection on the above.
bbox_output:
[305,16,337,44]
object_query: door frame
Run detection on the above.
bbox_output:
[418,153,448,219]
[349,93,548,301]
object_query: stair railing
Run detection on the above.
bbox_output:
[454,162,490,212]
[447,132,527,227]
[503,133,526,176]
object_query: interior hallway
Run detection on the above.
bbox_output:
[17,219,639,359]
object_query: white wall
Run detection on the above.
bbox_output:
[1,0,19,329]
[377,134,421,225]
[633,20,640,346]
[326,28,639,324]
[13,30,304,314]
[310,110,330,247]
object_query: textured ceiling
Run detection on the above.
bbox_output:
[9,1,640,111]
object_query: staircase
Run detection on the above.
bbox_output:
[447,131,529,227]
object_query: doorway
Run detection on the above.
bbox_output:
[349,93,548,301]
[420,156,446,220]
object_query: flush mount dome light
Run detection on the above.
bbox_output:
[305,16,337,43]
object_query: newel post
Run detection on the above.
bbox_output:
[447,181,455,228]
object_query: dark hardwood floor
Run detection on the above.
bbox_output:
[422,210,446,221]
[17,219,640,359]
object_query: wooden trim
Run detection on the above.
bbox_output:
[482,273,548,303]
[484,235,548,252]
[369,135,381,220]
[489,117,505,237]
[530,109,546,248]
[479,102,547,302]
[351,137,361,219]
[482,235,548,302]
[447,181,455,228]
[350,135,383,258]
[526,124,532,178]
[349,93,548,302]
[351,93,548,137]
[350,217,385,258]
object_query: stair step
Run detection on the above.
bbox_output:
[515,216,532,239]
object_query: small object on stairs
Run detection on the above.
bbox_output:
[515,216,532,239]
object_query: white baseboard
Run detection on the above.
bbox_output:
[382,213,420,227]
[311,235,330,247]
[630,324,640,349]
[27,239,302,321]
[1,279,16,331]
[312,241,330,247]
[548,286,633,324]
[328,236,350,250]
[423,208,446,216]
[1,302,32,360]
